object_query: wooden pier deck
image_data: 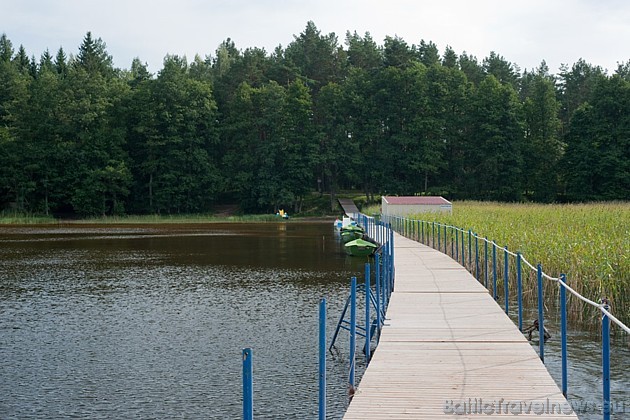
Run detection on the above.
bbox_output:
[344,233,577,419]
[338,198,360,216]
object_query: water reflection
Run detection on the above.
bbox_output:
[0,222,364,419]
[513,307,629,419]
[1,223,626,419]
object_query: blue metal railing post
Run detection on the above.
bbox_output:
[349,277,357,392]
[437,222,441,250]
[461,230,465,267]
[492,242,497,301]
[504,246,509,314]
[516,252,523,332]
[415,220,419,241]
[468,230,472,269]
[602,299,611,420]
[421,221,425,244]
[370,216,373,238]
[319,299,326,420]
[537,264,545,363]
[383,220,386,244]
[383,247,389,309]
[444,224,447,254]
[383,242,388,290]
[412,219,415,241]
[388,238,392,296]
[455,228,459,261]
[242,348,253,420]
[484,238,489,289]
[365,263,371,362]
[559,275,567,398]
[388,238,392,303]
[375,253,381,330]
[378,222,385,244]
[390,223,394,291]
[475,235,479,280]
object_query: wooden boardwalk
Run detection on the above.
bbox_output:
[338,198,360,216]
[344,233,578,419]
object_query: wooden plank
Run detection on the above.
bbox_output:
[338,198,360,215]
[343,233,577,419]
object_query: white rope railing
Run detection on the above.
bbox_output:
[387,215,630,334]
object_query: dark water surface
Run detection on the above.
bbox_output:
[522,310,630,419]
[0,222,366,419]
[1,222,627,419]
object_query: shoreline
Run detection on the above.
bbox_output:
[0,215,339,226]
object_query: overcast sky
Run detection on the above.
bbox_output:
[3,0,629,75]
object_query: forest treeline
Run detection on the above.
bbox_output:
[1,22,628,216]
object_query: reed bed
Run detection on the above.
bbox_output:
[370,201,629,330]
[0,213,285,225]
[78,214,283,224]
[0,211,56,224]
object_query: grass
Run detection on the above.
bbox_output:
[77,213,285,224]
[0,212,286,225]
[367,201,629,330]
[0,212,345,225]
[0,211,56,224]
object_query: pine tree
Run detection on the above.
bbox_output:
[522,66,563,202]
[54,47,68,76]
[285,21,344,93]
[0,34,14,62]
[75,32,114,77]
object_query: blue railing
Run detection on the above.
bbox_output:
[382,214,629,420]
[241,214,395,419]
[328,214,395,394]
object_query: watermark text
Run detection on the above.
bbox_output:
[443,398,627,416]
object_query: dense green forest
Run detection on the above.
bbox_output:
[1,23,628,216]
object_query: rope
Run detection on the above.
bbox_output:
[556,277,630,334]
[395,216,630,335]
[519,254,538,272]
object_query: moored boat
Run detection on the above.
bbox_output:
[334,216,356,230]
[340,225,364,243]
[344,238,378,257]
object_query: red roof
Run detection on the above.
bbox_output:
[383,196,451,206]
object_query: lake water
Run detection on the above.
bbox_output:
[0,222,368,419]
[0,222,627,419]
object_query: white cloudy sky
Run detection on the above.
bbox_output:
[2,0,629,74]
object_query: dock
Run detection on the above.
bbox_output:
[338,198,360,216]
[343,233,578,419]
